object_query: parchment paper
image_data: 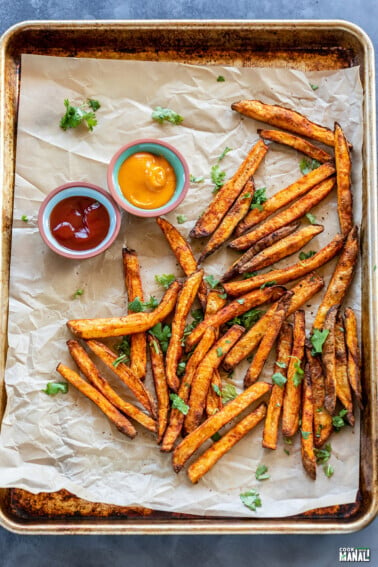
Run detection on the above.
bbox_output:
[0,54,363,517]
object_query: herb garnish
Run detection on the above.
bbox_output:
[240,489,262,512]
[293,360,304,387]
[226,308,264,330]
[150,323,172,354]
[255,464,270,481]
[299,250,316,261]
[260,281,277,289]
[43,382,68,396]
[250,187,267,211]
[216,347,224,358]
[155,274,175,289]
[217,75,225,82]
[177,214,187,224]
[310,328,329,354]
[152,106,183,125]
[212,384,222,396]
[299,157,321,175]
[305,212,318,225]
[221,383,238,403]
[190,174,205,183]
[204,274,221,289]
[60,98,100,131]
[211,164,226,193]
[128,296,159,312]
[314,443,332,464]
[72,289,84,299]
[21,215,28,222]
[310,83,319,91]
[332,408,348,431]
[170,393,189,415]
[323,464,334,478]
[272,372,287,387]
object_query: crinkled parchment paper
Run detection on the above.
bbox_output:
[0,54,363,517]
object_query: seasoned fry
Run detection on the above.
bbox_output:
[241,224,324,273]
[198,179,254,262]
[344,307,362,409]
[184,325,245,434]
[258,129,333,163]
[262,322,293,450]
[236,162,335,236]
[230,177,335,250]
[205,289,228,317]
[190,140,268,238]
[321,306,338,414]
[161,327,217,453]
[86,339,156,417]
[313,226,358,330]
[148,334,170,442]
[185,285,286,351]
[172,381,271,472]
[301,364,317,480]
[56,363,137,439]
[188,403,267,483]
[282,310,306,438]
[166,270,204,391]
[204,291,227,417]
[305,346,333,448]
[67,280,181,339]
[67,340,156,433]
[223,234,344,297]
[122,247,147,380]
[223,272,324,371]
[221,224,299,281]
[334,122,353,236]
[334,315,354,425]
[156,217,207,307]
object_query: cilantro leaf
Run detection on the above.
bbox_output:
[260,281,277,289]
[305,212,318,225]
[128,296,158,313]
[87,99,101,111]
[170,393,189,415]
[255,464,270,481]
[190,174,204,183]
[60,98,99,132]
[332,408,348,431]
[250,187,267,211]
[323,463,334,478]
[43,382,68,396]
[183,308,204,339]
[155,274,175,289]
[299,250,316,261]
[242,192,251,199]
[218,146,232,162]
[211,432,222,441]
[177,361,186,377]
[72,288,84,299]
[276,361,287,369]
[293,360,304,387]
[113,337,131,366]
[272,372,287,387]
[310,328,329,354]
[152,106,183,125]
[204,275,220,289]
[237,299,245,305]
[211,164,226,193]
[221,383,238,403]
[150,323,172,354]
[212,383,221,396]
[301,430,311,439]
[314,443,332,464]
[240,489,262,512]
[242,271,258,280]
[216,347,224,358]
[227,308,264,331]
[21,215,28,222]
[310,83,319,91]
[177,214,187,224]
[299,157,321,175]
[216,75,225,82]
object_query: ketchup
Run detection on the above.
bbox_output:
[50,196,110,251]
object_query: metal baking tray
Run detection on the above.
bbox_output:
[0,20,376,534]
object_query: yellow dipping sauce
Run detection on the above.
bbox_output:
[118,152,176,209]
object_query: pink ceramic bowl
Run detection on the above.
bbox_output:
[107,139,190,218]
[38,182,121,259]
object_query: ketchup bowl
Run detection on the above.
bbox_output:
[38,182,121,259]
[107,139,190,218]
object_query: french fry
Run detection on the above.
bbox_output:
[301,364,317,480]
[262,322,293,450]
[160,327,217,453]
[258,129,333,163]
[86,339,157,417]
[67,340,156,433]
[313,226,358,330]
[148,334,170,442]
[205,289,228,317]
[190,140,268,238]
[334,122,353,236]
[334,314,354,425]
[67,280,181,339]
[122,247,147,380]
[172,381,271,472]
[185,285,286,352]
[305,346,333,448]
[56,363,137,439]
[223,272,324,371]
[282,310,306,438]
[221,223,299,282]
[198,179,254,262]
[165,270,204,391]
[236,162,335,236]
[156,217,207,307]
[184,324,245,434]
[230,177,335,250]
[188,403,267,483]
[344,307,362,409]
[321,306,338,414]
[204,291,227,417]
[223,234,344,297]
[240,224,324,273]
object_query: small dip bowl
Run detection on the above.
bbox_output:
[107,139,190,217]
[38,182,121,259]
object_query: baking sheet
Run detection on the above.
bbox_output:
[0,54,363,517]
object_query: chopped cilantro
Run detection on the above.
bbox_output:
[314,443,332,464]
[43,382,68,396]
[284,448,290,456]
[237,299,245,304]
[218,146,232,162]
[299,250,316,261]
[60,98,100,131]
[204,274,220,289]
[21,215,28,222]
[211,164,226,193]
[323,463,334,478]
[216,347,224,358]
[170,393,189,415]
[212,383,221,396]
[276,361,287,369]
[332,408,348,431]
[284,437,293,445]
[301,430,311,439]
[177,361,187,377]
[255,464,270,481]
[242,192,251,199]
[240,489,262,512]
[128,296,159,313]
[226,308,264,330]
[305,212,318,225]
[176,214,187,224]
[310,83,319,91]
[250,187,267,211]
[152,106,183,125]
[150,323,172,354]
[242,271,258,279]
[72,288,84,299]
[216,75,225,82]
[272,372,287,387]
[211,432,222,441]
[299,157,321,175]
[155,273,175,289]
[260,281,277,289]
[114,336,131,366]
[190,174,205,183]
[310,328,329,354]
[151,338,160,354]
[293,360,304,387]
[221,383,238,403]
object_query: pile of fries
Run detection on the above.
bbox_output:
[59,99,361,484]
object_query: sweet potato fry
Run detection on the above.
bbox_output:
[148,334,170,442]
[223,234,344,297]
[262,322,293,450]
[165,270,204,391]
[184,324,245,434]
[223,272,324,371]
[321,306,338,414]
[334,315,354,425]
[161,327,217,453]
[305,346,333,448]
[204,291,227,417]
[241,224,324,273]
[122,247,147,380]
[236,162,335,236]
[172,381,271,472]
[312,227,358,330]
[86,339,156,417]
[190,140,268,238]
[67,340,156,433]
[230,177,335,250]
[198,179,254,262]
[56,363,137,439]
[156,217,207,307]
[67,280,181,339]
[334,122,353,236]
[344,307,362,409]
[282,310,306,438]
[301,364,317,480]
[258,129,333,163]
[185,285,286,351]
[188,403,267,483]
[205,289,228,317]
